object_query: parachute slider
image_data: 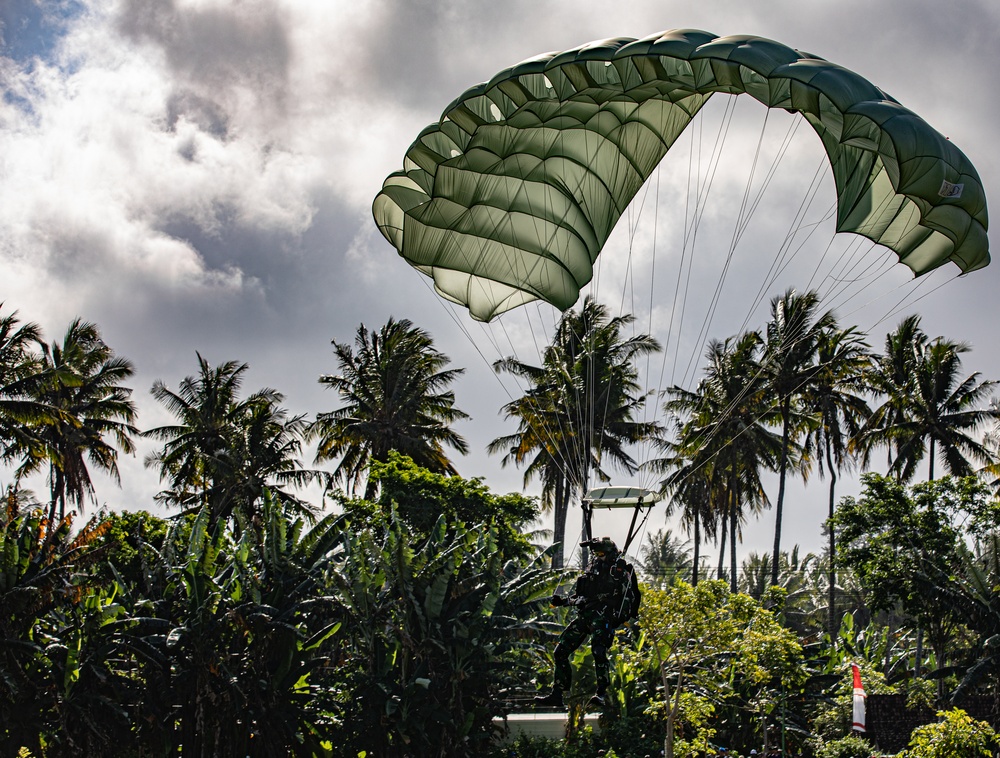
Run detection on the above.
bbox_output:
[583,485,663,509]
[583,486,662,555]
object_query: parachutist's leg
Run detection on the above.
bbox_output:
[590,621,616,696]
[552,617,588,692]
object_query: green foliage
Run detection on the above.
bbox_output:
[636,579,808,757]
[834,474,1000,702]
[834,611,908,688]
[902,708,1000,758]
[489,729,604,758]
[90,508,169,589]
[834,474,987,619]
[660,691,717,758]
[124,493,343,756]
[809,613,899,748]
[0,498,120,756]
[815,733,876,758]
[330,502,561,756]
[372,451,537,556]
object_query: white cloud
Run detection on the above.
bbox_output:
[2,0,999,559]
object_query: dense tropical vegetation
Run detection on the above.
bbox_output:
[2,297,1000,756]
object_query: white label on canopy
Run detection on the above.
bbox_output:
[939,180,964,198]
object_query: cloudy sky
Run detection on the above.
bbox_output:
[2,0,998,563]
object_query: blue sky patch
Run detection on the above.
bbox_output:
[1,0,85,64]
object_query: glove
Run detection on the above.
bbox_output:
[550,594,567,607]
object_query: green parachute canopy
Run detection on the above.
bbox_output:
[373,29,989,322]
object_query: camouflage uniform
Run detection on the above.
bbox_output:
[551,540,627,698]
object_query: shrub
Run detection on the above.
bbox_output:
[815,733,876,758]
[902,708,999,758]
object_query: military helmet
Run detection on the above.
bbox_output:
[581,536,618,557]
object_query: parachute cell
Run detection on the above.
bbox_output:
[373,29,989,322]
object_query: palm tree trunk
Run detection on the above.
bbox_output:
[729,478,738,592]
[915,626,923,678]
[931,624,948,701]
[691,510,701,586]
[552,476,568,569]
[918,439,934,674]
[827,452,838,642]
[48,468,66,524]
[717,514,727,581]
[729,501,738,593]
[771,402,792,586]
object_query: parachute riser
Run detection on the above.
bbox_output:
[582,485,663,557]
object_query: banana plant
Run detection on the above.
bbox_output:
[0,494,108,755]
[125,491,345,756]
[925,537,1000,704]
[327,508,561,757]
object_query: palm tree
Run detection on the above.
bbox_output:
[860,315,998,482]
[13,319,138,522]
[144,354,318,529]
[860,314,926,476]
[488,377,573,560]
[739,546,822,635]
[801,325,872,637]
[224,396,321,522]
[646,418,719,586]
[309,318,469,499]
[657,332,781,591]
[981,398,1000,496]
[762,288,837,586]
[0,306,49,464]
[144,354,250,517]
[638,528,693,588]
[489,297,662,567]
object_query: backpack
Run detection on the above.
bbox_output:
[611,558,641,625]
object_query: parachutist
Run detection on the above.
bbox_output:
[535,537,641,707]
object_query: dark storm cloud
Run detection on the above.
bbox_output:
[165,90,229,138]
[360,0,593,111]
[115,0,292,131]
[153,189,367,327]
